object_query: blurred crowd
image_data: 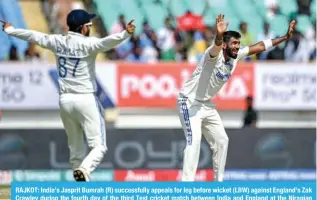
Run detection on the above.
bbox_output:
[107,13,316,64]
[8,42,41,62]
[41,0,85,34]
[4,0,316,63]
[7,0,81,62]
[102,0,316,63]
[107,15,200,63]
[262,0,316,62]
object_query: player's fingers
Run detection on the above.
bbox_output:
[0,19,6,24]
[219,14,223,21]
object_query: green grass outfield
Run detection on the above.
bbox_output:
[0,185,10,200]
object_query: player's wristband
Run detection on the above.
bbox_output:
[263,39,273,50]
[215,36,223,46]
[215,36,223,41]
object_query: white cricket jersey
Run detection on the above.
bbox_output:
[4,26,131,94]
[180,45,249,102]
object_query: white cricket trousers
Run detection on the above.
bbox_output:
[59,93,107,175]
[177,95,229,182]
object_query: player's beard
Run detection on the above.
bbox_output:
[226,47,238,59]
[85,29,90,36]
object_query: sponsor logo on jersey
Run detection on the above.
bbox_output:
[216,72,231,81]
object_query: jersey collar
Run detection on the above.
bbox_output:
[221,53,234,69]
[68,31,85,37]
[222,54,232,63]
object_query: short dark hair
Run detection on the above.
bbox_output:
[239,22,247,29]
[223,31,241,43]
[69,26,82,33]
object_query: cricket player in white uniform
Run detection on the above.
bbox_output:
[178,14,296,182]
[1,9,135,181]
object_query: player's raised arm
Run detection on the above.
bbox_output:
[246,20,296,56]
[208,14,229,58]
[89,19,135,53]
[1,19,55,50]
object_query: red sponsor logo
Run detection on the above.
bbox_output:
[115,170,156,181]
[170,169,213,181]
[118,63,192,107]
[114,169,213,181]
[117,63,254,110]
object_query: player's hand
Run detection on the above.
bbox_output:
[216,14,229,36]
[285,20,296,40]
[0,19,12,31]
[126,19,136,34]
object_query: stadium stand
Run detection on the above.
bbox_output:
[0,12,11,61]
[269,15,289,37]
[86,0,315,62]
[0,0,314,62]
[141,2,168,32]
[0,0,28,60]
[0,3,315,187]
[187,0,206,15]
[19,0,53,62]
[278,0,298,17]
[169,0,189,17]
[206,0,239,29]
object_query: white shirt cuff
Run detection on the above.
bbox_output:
[4,26,15,33]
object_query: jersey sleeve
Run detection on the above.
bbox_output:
[4,26,56,50]
[205,39,223,57]
[88,30,131,53]
[237,46,250,60]
[204,43,221,63]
